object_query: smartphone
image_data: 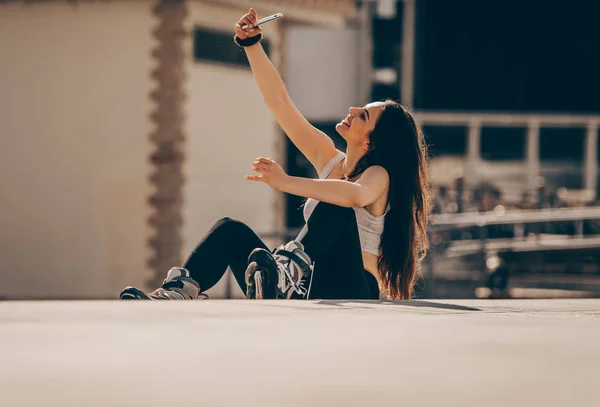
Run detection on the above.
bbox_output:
[241,13,283,29]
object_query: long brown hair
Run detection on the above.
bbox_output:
[346,100,431,299]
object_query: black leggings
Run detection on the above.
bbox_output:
[183,202,379,300]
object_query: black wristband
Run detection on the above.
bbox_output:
[234,33,262,48]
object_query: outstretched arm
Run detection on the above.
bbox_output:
[282,167,390,208]
[235,9,338,174]
[246,157,389,208]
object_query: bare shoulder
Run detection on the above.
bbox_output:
[359,165,389,184]
[353,165,389,208]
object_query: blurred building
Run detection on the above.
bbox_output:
[0,0,356,299]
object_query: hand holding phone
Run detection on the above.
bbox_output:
[235,8,283,40]
[241,13,283,29]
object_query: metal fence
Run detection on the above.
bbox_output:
[413,111,600,195]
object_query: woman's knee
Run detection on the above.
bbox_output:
[212,217,251,234]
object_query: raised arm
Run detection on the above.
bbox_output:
[235,9,338,174]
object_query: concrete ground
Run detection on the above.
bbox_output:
[0,299,598,407]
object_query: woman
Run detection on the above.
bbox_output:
[120,8,431,301]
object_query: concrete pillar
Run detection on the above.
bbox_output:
[584,121,598,199]
[400,0,415,107]
[526,120,541,192]
[147,0,188,288]
[466,120,481,187]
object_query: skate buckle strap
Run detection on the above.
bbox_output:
[274,248,314,298]
[275,249,312,275]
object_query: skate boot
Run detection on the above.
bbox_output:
[245,241,314,300]
[119,267,207,300]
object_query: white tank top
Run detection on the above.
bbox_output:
[302,151,390,255]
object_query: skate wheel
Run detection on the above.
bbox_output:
[254,270,265,300]
[245,261,258,287]
[245,262,257,299]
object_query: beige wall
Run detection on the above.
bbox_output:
[184,2,283,298]
[286,25,361,121]
[0,1,154,298]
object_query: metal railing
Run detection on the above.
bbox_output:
[429,206,600,257]
[425,205,600,297]
[412,110,600,196]
[431,206,600,228]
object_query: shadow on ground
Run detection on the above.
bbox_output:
[313,299,482,312]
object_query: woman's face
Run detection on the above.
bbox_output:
[335,102,386,149]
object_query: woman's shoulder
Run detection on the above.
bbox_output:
[352,165,390,213]
[360,165,389,183]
